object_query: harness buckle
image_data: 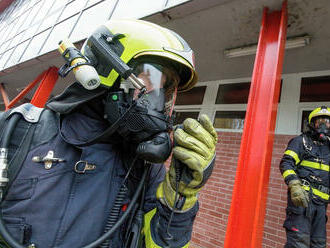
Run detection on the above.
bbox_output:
[317,184,330,195]
[301,178,310,187]
[74,161,96,174]
[32,150,65,170]
[302,178,330,195]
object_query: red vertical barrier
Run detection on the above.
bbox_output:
[2,67,59,110]
[224,1,287,248]
[0,83,10,111]
[6,70,48,109]
[30,66,58,108]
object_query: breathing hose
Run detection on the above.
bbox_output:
[100,184,128,248]
[0,113,27,248]
[81,165,148,248]
[0,113,149,248]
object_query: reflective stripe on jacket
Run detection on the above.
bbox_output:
[279,135,330,203]
[0,105,197,247]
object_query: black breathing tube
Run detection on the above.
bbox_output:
[100,156,137,248]
[0,114,21,149]
[0,113,27,248]
[0,162,149,248]
[0,112,150,248]
[81,163,149,248]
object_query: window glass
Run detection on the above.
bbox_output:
[0,21,6,32]
[111,0,165,19]
[165,0,190,8]
[6,16,22,40]
[0,25,10,43]
[21,2,42,31]
[21,23,40,42]
[28,0,42,9]
[0,40,10,54]
[59,0,87,22]
[37,10,62,33]
[0,48,14,69]
[216,81,282,104]
[70,0,116,41]
[300,76,330,102]
[14,11,30,34]
[176,86,206,105]
[9,31,25,49]
[301,110,312,133]
[3,19,18,42]
[86,0,104,8]
[40,15,79,54]
[214,111,246,130]
[174,111,199,125]
[15,0,29,18]
[30,0,53,26]
[6,40,29,68]
[20,29,51,63]
[49,0,65,13]
[216,82,250,104]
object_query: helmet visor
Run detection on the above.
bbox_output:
[133,63,179,116]
[314,117,330,129]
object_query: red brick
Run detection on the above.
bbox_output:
[191,132,330,248]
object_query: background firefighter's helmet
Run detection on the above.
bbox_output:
[81,19,198,92]
[308,106,330,124]
[308,106,330,138]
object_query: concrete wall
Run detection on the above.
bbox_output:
[190,131,330,248]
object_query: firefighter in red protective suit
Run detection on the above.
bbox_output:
[280,106,330,248]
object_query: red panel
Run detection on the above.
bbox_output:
[0,83,9,110]
[224,1,287,248]
[30,67,58,108]
[6,70,48,109]
[5,67,59,109]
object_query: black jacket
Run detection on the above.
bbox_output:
[279,133,330,204]
[0,82,198,247]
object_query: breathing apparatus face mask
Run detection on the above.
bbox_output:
[312,116,330,141]
[103,62,180,163]
[132,63,179,116]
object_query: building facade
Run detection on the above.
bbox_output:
[0,0,330,247]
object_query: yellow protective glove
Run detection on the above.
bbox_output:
[289,179,309,208]
[157,114,217,212]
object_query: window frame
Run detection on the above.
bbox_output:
[176,70,330,135]
[213,77,251,132]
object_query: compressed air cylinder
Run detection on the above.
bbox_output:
[58,39,100,90]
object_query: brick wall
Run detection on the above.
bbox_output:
[190,131,330,248]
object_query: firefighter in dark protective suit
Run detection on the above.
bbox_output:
[280,106,330,248]
[0,19,217,248]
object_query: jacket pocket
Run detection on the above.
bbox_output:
[1,216,32,245]
[5,178,37,201]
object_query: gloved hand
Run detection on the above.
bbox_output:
[157,114,217,212]
[289,179,309,207]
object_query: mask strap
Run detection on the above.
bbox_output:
[168,86,177,117]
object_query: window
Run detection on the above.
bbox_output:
[20,29,51,62]
[70,0,116,42]
[216,81,282,104]
[176,86,206,105]
[40,15,79,54]
[300,76,330,102]
[174,111,199,125]
[214,111,245,130]
[59,0,87,22]
[301,110,312,133]
[111,0,166,19]
[216,82,250,104]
